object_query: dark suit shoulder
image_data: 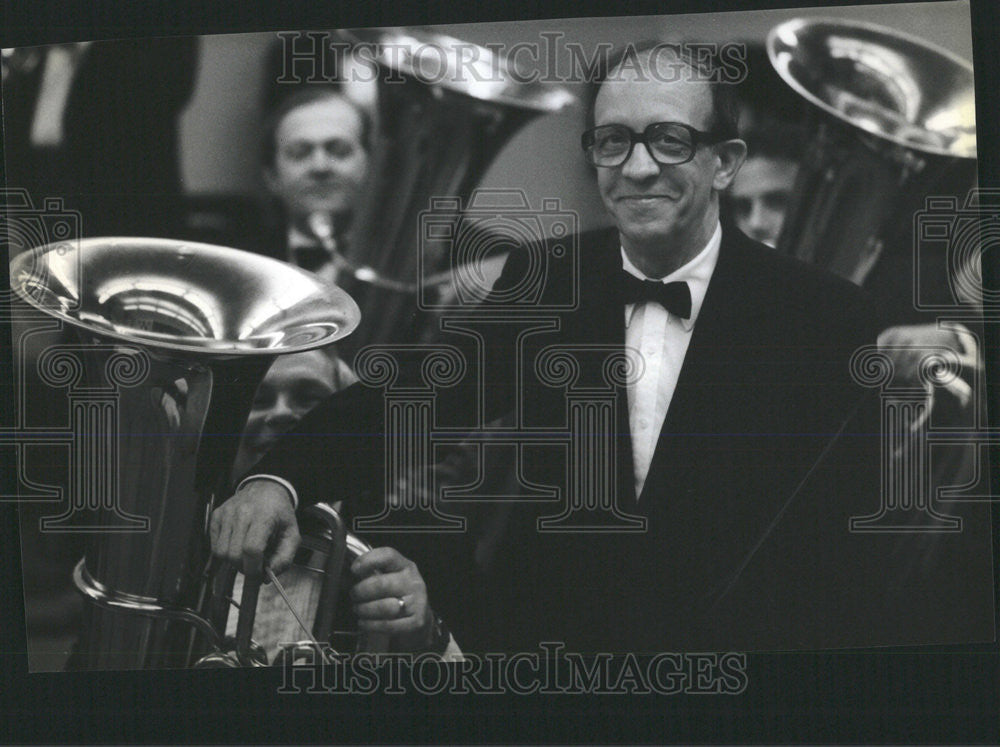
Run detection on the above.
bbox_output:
[723,227,884,342]
[728,228,866,306]
[489,226,618,306]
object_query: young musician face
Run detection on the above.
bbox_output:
[232,350,341,480]
[594,58,745,277]
[264,96,369,226]
[728,154,798,248]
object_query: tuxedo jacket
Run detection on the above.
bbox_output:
[257,222,995,653]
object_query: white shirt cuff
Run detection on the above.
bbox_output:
[235,474,298,510]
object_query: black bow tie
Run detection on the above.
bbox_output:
[620,272,692,319]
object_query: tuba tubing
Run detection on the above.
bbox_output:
[197,502,388,667]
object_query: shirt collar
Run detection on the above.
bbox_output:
[620,221,721,331]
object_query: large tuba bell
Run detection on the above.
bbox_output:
[10,236,362,669]
[322,27,576,354]
[767,18,977,299]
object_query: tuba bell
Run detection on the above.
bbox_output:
[10,236,362,669]
[766,18,977,298]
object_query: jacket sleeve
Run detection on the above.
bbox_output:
[247,244,542,507]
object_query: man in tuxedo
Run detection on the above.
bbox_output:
[210,43,994,654]
[256,87,372,281]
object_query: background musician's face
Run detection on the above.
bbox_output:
[232,350,339,479]
[265,96,369,222]
[594,58,744,275]
[728,154,798,248]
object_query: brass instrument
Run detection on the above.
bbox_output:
[328,27,576,354]
[196,503,382,668]
[11,26,575,669]
[10,236,362,669]
[767,18,977,292]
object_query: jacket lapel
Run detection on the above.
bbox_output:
[575,226,768,512]
[629,228,805,621]
[637,225,767,506]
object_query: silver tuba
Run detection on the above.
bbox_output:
[323,27,576,355]
[10,236,362,669]
[766,18,977,294]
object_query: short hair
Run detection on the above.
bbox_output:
[260,87,372,168]
[584,41,741,142]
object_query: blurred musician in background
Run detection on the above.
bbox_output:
[257,87,372,282]
[727,42,805,251]
[231,347,358,483]
[231,86,371,463]
[726,123,803,248]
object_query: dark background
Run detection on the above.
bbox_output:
[1,0,998,742]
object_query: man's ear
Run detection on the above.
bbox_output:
[711,138,748,191]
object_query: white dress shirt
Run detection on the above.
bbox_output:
[623,222,721,498]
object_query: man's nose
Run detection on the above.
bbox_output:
[744,200,781,245]
[307,146,337,174]
[263,393,299,429]
[620,141,661,180]
[746,199,767,230]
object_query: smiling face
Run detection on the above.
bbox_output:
[231,350,342,480]
[594,55,745,277]
[264,96,369,229]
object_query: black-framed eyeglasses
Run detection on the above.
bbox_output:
[581,121,728,168]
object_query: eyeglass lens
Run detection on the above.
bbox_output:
[589,123,695,165]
